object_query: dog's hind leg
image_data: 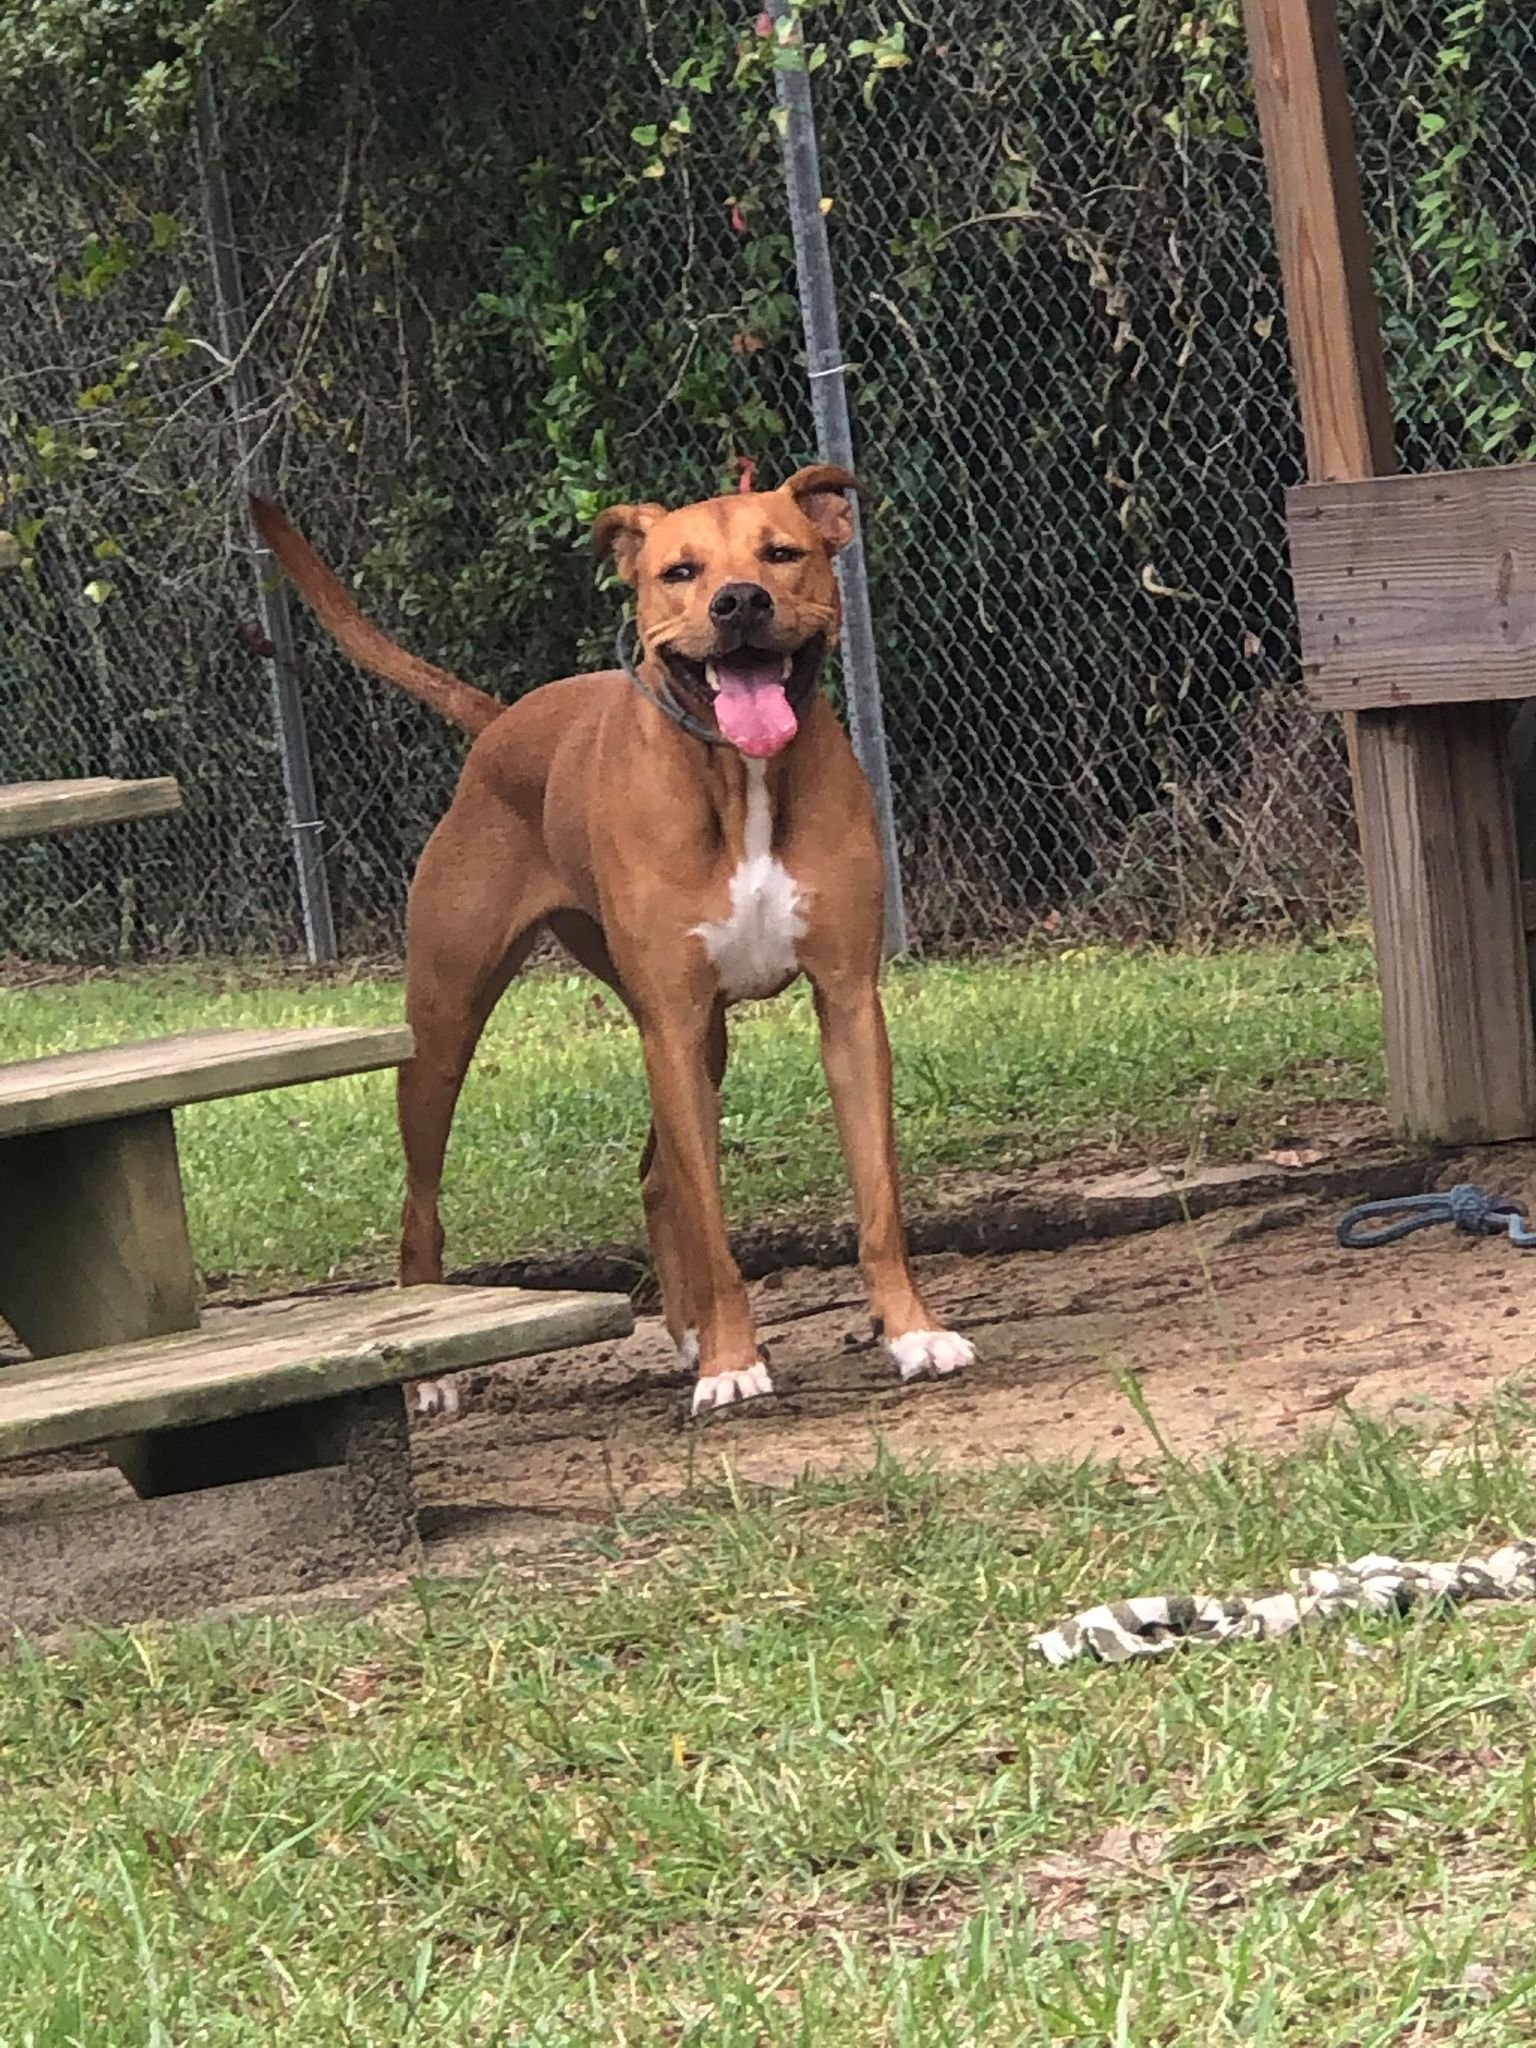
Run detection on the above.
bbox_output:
[397,801,557,1381]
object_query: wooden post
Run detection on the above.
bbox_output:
[1244,0,1536,1141]
[0,1113,200,1359]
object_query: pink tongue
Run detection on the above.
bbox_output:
[712,661,798,758]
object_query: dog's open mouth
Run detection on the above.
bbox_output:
[662,641,820,759]
[706,649,797,758]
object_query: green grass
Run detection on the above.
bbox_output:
[4,1415,1536,2042]
[0,943,1384,1289]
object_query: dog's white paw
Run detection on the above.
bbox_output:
[676,1328,700,1370]
[691,1361,775,1415]
[410,1376,461,1420]
[887,1330,974,1382]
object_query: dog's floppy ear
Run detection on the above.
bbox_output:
[781,464,859,554]
[592,501,667,585]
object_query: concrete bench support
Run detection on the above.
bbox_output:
[0,1285,633,1631]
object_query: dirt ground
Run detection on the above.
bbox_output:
[9,1133,1536,1626]
[412,1149,1536,1559]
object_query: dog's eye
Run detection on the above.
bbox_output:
[660,561,700,584]
[762,545,805,566]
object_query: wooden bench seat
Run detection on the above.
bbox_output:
[0,776,182,843]
[0,1284,634,1635]
[0,1284,627,1461]
[0,1025,413,1137]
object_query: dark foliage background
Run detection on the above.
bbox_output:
[2,0,1532,957]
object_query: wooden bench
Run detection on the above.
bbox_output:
[0,1026,413,1362]
[0,1285,632,1634]
[1,778,634,1631]
[0,777,183,843]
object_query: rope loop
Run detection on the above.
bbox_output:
[1337,1183,1532,1250]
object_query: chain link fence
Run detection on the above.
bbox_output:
[3,1,1533,962]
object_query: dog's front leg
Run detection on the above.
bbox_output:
[637,1002,771,1415]
[811,974,975,1383]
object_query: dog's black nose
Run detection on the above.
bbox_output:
[709,581,774,626]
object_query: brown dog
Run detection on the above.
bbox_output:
[252,470,972,1414]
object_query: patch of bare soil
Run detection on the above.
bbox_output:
[414,1146,1536,1575]
[10,1129,1536,1630]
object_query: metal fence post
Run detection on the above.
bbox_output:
[194,64,338,964]
[769,2,908,958]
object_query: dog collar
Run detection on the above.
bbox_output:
[614,618,729,749]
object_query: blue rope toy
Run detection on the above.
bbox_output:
[1337,1183,1536,1251]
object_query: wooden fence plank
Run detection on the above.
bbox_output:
[1290,467,1536,710]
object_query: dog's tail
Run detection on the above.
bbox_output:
[249,497,504,737]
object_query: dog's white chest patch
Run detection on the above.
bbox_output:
[691,762,808,1001]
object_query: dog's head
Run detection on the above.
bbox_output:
[593,465,856,759]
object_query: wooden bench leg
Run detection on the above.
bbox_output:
[0,1110,204,1494]
[0,1110,199,1356]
